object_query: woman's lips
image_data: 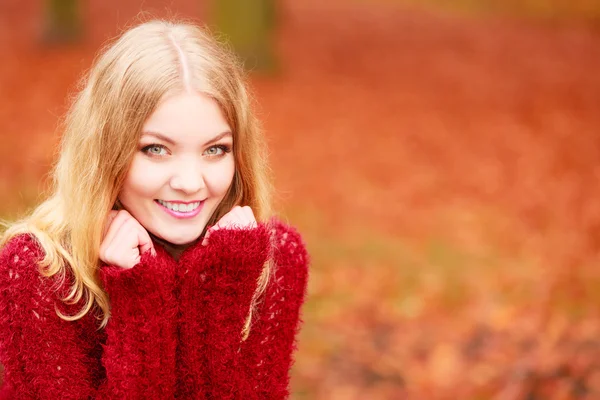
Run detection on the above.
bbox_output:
[155,199,204,219]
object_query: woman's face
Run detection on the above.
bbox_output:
[118,91,235,245]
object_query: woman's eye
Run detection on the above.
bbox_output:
[142,144,168,156]
[204,145,230,157]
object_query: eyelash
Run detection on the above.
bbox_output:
[206,144,232,157]
[140,143,232,158]
[141,144,169,157]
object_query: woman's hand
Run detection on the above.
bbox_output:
[100,210,155,269]
[202,206,257,246]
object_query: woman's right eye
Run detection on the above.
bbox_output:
[142,144,168,157]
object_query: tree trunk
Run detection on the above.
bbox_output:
[213,0,277,73]
[43,0,82,43]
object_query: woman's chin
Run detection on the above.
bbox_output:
[150,230,202,248]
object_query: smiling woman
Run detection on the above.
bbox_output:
[0,20,308,399]
[120,92,236,246]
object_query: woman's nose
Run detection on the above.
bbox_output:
[169,158,206,194]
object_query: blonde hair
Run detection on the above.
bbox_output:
[1,20,273,337]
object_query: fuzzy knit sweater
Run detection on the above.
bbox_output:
[0,220,309,399]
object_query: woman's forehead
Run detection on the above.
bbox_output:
[141,92,232,145]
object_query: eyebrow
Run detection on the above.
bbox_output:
[141,131,176,145]
[202,131,233,146]
[141,131,233,147]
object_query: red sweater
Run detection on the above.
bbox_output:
[0,220,308,399]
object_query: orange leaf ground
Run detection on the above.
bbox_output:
[1,1,600,398]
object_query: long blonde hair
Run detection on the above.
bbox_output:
[1,20,273,335]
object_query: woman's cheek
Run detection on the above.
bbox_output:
[204,157,235,196]
[125,157,171,196]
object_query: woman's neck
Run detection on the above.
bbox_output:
[149,233,199,261]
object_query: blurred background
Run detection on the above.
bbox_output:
[1,0,600,399]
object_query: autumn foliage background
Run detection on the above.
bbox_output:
[1,0,600,399]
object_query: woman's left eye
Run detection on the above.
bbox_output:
[204,145,230,157]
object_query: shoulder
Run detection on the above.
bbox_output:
[0,233,47,291]
[267,218,310,284]
[269,219,309,264]
[0,233,44,270]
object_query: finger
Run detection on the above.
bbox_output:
[231,206,253,228]
[99,241,111,264]
[241,206,253,218]
[100,224,130,266]
[100,218,143,268]
[103,210,132,244]
[217,207,250,231]
[103,220,137,262]
[129,247,141,269]
[232,206,246,220]
[102,210,119,238]
[241,206,257,227]
[120,217,154,256]
[214,208,239,229]
[137,225,154,256]
[230,206,250,228]
[203,207,237,245]
[119,223,142,267]
[100,212,132,261]
[114,246,140,270]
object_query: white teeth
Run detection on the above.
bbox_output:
[158,200,200,213]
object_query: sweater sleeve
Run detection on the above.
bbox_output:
[177,221,309,400]
[0,234,178,400]
[97,246,178,398]
[236,221,309,399]
[176,224,271,399]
